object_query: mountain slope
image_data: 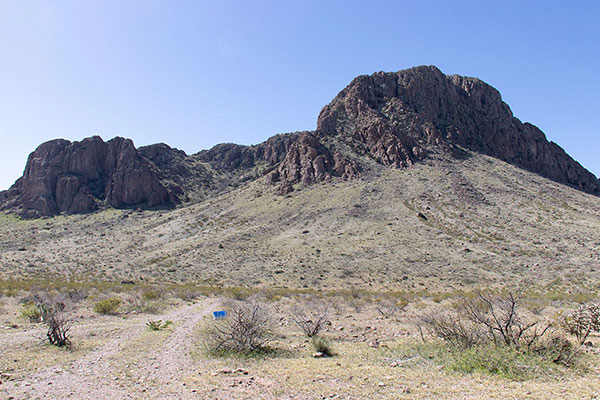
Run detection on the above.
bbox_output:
[1,151,599,292]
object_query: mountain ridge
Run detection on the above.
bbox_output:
[1,65,598,218]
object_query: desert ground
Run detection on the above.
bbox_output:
[1,288,599,400]
[1,153,600,399]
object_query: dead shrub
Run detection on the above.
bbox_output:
[560,303,600,345]
[28,293,72,347]
[204,299,273,354]
[375,296,408,318]
[290,302,330,337]
[421,290,551,350]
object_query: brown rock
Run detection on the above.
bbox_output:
[271,133,361,192]
[0,136,182,217]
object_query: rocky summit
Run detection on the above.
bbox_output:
[1,66,599,218]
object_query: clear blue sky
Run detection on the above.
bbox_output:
[1,1,598,190]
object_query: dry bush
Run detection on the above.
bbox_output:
[204,299,273,354]
[375,296,408,318]
[561,303,600,345]
[174,288,201,302]
[422,290,551,350]
[27,293,72,346]
[419,290,585,369]
[461,291,551,349]
[421,310,485,349]
[44,304,72,347]
[290,302,330,337]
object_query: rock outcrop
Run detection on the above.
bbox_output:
[196,133,300,171]
[266,133,361,193]
[0,136,181,218]
[317,65,600,195]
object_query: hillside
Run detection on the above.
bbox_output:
[1,150,599,292]
[0,66,599,291]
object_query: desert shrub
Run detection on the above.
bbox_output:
[311,336,334,357]
[20,300,43,322]
[66,288,89,303]
[375,296,408,318]
[142,289,162,301]
[174,288,200,302]
[23,293,72,346]
[560,303,600,344]
[418,289,586,376]
[124,292,168,314]
[422,290,551,350]
[421,310,484,349]
[203,299,273,355]
[226,287,252,301]
[290,302,330,337]
[146,320,173,331]
[44,302,72,347]
[93,297,122,315]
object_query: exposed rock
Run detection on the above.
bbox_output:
[317,65,600,195]
[0,136,181,217]
[139,143,212,199]
[267,133,361,193]
[196,132,300,171]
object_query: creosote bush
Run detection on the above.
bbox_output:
[20,300,43,322]
[93,297,122,315]
[203,299,273,355]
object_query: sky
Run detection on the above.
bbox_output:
[0,1,598,190]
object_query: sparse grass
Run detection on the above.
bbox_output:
[389,340,581,381]
[311,336,334,356]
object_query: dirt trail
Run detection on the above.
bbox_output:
[1,299,216,400]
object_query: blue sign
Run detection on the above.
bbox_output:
[213,310,228,320]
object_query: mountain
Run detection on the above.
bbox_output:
[1,65,598,219]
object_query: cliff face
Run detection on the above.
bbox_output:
[0,136,180,218]
[317,66,600,195]
[2,66,598,218]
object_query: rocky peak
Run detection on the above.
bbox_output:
[317,65,600,195]
[1,136,181,218]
